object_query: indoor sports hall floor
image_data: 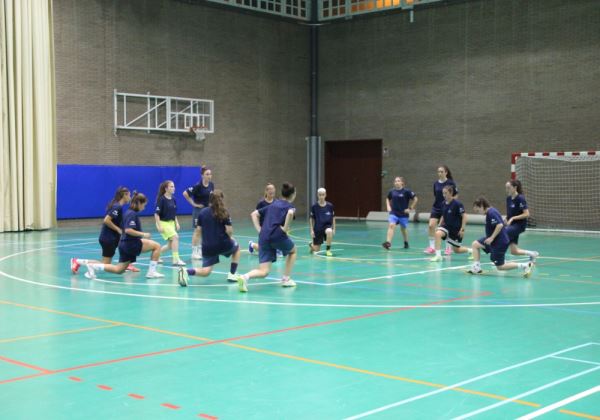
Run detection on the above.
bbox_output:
[1,219,599,419]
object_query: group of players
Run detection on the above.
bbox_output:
[70,164,538,293]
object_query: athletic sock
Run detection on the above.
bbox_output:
[172,252,180,262]
[428,237,435,248]
[517,262,527,269]
[435,250,442,257]
[149,260,158,273]
[91,263,105,271]
[282,275,289,281]
[76,259,89,264]
[230,262,238,275]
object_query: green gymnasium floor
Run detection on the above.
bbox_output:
[1,220,599,419]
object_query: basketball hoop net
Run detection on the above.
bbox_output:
[190,126,206,142]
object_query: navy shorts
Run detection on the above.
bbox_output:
[430,207,443,220]
[388,214,409,228]
[477,237,509,266]
[192,206,203,229]
[312,225,332,245]
[506,225,525,245]
[437,226,463,247]
[202,240,239,267]
[118,240,143,263]
[258,237,295,264]
[99,237,119,258]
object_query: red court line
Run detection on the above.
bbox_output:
[128,393,145,400]
[0,372,48,385]
[199,414,218,419]
[97,384,113,391]
[0,355,52,373]
[68,376,83,382]
[161,403,180,410]
[0,292,490,385]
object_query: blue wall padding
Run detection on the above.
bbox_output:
[57,165,200,219]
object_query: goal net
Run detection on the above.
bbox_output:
[513,152,600,231]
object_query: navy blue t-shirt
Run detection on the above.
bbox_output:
[506,194,528,230]
[432,180,458,210]
[256,199,274,226]
[186,181,214,207]
[441,199,465,232]
[258,199,295,243]
[155,196,177,221]
[197,207,233,255]
[99,203,124,242]
[310,202,335,232]
[485,207,509,246]
[387,188,415,217]
[120,209,142,245]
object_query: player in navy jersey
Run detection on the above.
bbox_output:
[71,193,164,279]
[505,180,539,262]
[177,190,241,286]
[183,167,214,259]
[309,188,336,256]
[154,180,185,266]
[249,183,276,255]
[382,177,417,250]
[467,196,533,277]
[429,185,472,261]
[424,166,458,256]
[235,183,297,292]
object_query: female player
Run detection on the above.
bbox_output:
[309,188,336,256]
[71,186,139,273]
[177,190,241,286]
[505,180,539,262]
[235,183,298,292]
[71,193,164,279]
[248,182,276,254]
[155,180,185,266]
[429,185,472,261]
[382,177,417,250]
[467,196,533,277]
[424,165,457,255]
[183,167,214,259]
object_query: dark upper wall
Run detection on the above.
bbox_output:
[54,0,310,218]
[319,0,600,210]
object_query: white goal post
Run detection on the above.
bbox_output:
[511,151,600,232]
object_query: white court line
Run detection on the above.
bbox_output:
[3,243,600,308]
[517,384,600,420]
[550,356,600,366]
[344,343,595,420]
[452,365,600,420]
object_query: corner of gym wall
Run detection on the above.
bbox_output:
[318,0,600,210]
[53,0,309,218]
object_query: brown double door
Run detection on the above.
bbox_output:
[324,139,382,218]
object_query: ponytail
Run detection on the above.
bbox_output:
[209,189,229,222]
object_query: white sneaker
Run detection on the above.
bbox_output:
[236,274,248,292]
[227,273,238,283]
[146,271,165,279]
[523,262,534,278]
[157,259,164,264]
[281,278,296,287]
[467,267,483,275]
[529,251,539,263]
[177,267,188,287]
[84,264,96,279]
[192,251,202,260]
[172,260,186,266]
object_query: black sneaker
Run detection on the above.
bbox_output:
[382,241,391,250]
[404,241,409,249]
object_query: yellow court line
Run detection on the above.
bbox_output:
[3,298,597,417]
[0,324,118,344]
[560,409,600,420]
